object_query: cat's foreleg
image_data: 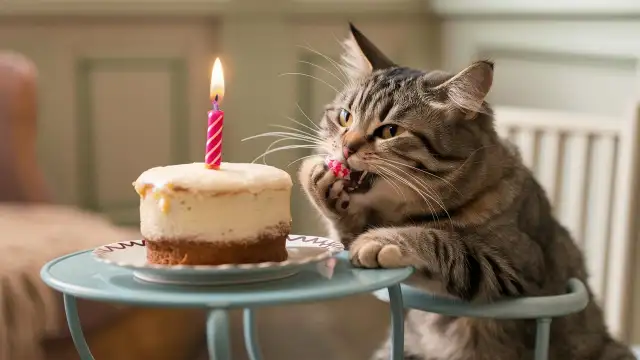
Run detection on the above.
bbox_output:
[349,226,528,300]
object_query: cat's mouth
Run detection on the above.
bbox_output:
[345,170,376,193]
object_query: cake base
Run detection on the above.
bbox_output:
[145,234,289,266]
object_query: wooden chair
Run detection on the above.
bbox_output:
[0,51,206,360]
[494,105,640,342]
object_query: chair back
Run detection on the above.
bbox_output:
[494,105,640,340]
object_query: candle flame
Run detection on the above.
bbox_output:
[210,58,225,104]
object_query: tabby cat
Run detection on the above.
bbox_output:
[298,24,635,360]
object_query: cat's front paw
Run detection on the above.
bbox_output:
[349,230,412,268]
[299,156,351,215]
[325,178,351,214]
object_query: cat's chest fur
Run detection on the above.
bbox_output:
[403,310,523,360]
[407,310,471,360]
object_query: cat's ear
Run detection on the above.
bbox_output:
[340,23,395,79]
[430,60,494,118]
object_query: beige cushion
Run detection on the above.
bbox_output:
[0,204,138,359]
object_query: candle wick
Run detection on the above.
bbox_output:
[212,94,220,111]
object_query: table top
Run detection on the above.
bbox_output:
[41,250,413,308]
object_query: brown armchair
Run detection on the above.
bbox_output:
[0,51,48,203]
[0,51,205,360]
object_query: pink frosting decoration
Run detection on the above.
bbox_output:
[325,157,351,179]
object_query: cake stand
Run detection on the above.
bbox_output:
[40,250,413,360]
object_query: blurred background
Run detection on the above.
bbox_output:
[1,0,639,359]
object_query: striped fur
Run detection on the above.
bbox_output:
[298,24,634,360]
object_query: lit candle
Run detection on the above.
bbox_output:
[206,58,225,170]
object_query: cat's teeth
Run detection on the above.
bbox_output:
[357,171,368,185]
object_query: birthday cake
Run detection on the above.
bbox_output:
[133,162,292,265]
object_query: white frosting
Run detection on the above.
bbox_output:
[134,162,292,194]
[134,162,292,243]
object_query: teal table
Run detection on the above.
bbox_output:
[41,248,592,360]
[40,250,413,360]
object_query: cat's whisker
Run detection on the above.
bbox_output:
[297,60,346,86]
[373,169,401,198]
[287,153,328,167]
[370,156,451,214]
[260,137,306,165]
[357,171,368,186]
[390,165,452,223]
[374,159,448,210]
[242,131,323,146]
[269,124,324,142]
[297,44,349,80]
[371,164,406,201]
[246,135,322,165]
[368,154,461,196]
[375,163,451,226]
[406,172,452,224]
[254,132,326,165]
[376,156,462,196]
[252,144,325,164]
[284,116,322,137]
[382,172,440,226]
[261,136,330,162]
[373,166,407,196]
[295,103,323,132]
[375,165,436,215]
[402,170,447,211]
[393,174,443,226]
[278,72,339,94]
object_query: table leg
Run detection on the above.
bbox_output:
[243,308,263,360]
[63,294,95,360]
[534,318,552,360]
[387,284,404,360]
[207,309,232,360]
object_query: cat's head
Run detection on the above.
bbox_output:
[318,24,512,214]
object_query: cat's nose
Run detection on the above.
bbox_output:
[343,145,355,159]
[343,131,365,159]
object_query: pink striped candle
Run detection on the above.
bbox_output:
[205,58,225,170]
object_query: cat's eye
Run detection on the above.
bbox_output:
[377,124,405,139]
[338,109,352,127]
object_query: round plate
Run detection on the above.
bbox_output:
[92,235,344,285]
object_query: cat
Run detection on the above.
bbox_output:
[298,23,635,360]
